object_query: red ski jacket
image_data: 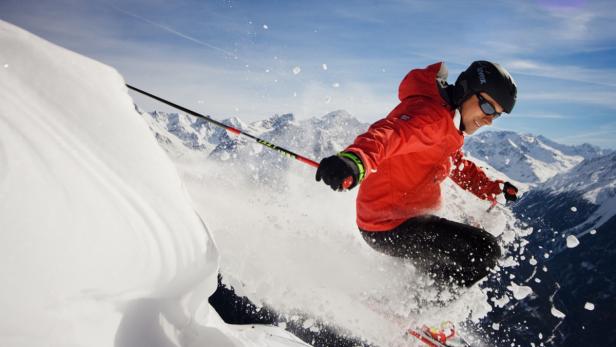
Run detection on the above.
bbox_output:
[345,62,502,232]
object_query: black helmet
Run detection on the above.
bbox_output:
[453,61,517,114]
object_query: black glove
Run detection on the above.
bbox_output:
[316,153,362,191]
[503,182,518,202]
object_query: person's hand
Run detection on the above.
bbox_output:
[316,153,361,191]
[503,182,518,202]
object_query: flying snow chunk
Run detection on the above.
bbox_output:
[566,235,580,248]
[332,82,340,88]
[263,24,269,30]
[292,66,301,75]
[570,206,577,212]
[492,323,500,331]
[590,229,597,235]
[507,282,533,300]
[302,318,315,329]
[491,295,510,308]
[584,302,595,311]
[3,64,8,68]
[529,257,538,266]
[322,63,328,70]
[551,307,566,318]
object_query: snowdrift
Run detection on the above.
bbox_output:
[0,20,306,347]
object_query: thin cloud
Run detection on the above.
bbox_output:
[514,113,571,119]
[108,4,238,59]
[507,59,616,88]
[555,122,616,147]
[522,91,616,110]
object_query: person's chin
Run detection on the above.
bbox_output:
[463,125,477,135]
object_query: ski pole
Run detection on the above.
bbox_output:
[487,200,511,213]
[126,84,322,167]
[127,84,354,189]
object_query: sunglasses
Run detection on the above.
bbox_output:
[476,94,502,119]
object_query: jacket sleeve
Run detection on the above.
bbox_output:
[344,107,448,178]
[449,149,503,201]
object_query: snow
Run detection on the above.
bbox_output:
[463,131,603,185]
[141,100,535,344]
[0,20,306,347]
[507,283,534,300]
[4,16,569,346]
[584,302,595,311]
[566,235,580,248]
[542,151,616,233]
[570,206,577,212]
[550,307,566,319]
[292,66,301,75]
[154,153,522,345]
[491,295,511,308]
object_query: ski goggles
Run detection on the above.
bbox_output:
[477,93,502,119]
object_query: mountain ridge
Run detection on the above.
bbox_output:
[141,108,608,186]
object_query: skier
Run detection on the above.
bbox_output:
[316,61,519,288]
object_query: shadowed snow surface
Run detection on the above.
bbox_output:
[0,20,307,347]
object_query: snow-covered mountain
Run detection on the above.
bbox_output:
[516,150,616,251]
[144,108,369,160]
[145,110,609,188]
[463,131,609,185]
[142,108,371,187]
[483,151,616,346]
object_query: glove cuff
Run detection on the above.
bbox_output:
[338,151,365,182]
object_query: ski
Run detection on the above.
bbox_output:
[407,322,471,347]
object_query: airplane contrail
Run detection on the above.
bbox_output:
[109,4,238,59]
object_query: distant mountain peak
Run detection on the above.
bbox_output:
[322,109,353,119]
[222,116,247,130]
[464,131,607,184]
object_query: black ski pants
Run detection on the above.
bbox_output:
[360,215,501,287]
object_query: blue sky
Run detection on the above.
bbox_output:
[2,0,616,148]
